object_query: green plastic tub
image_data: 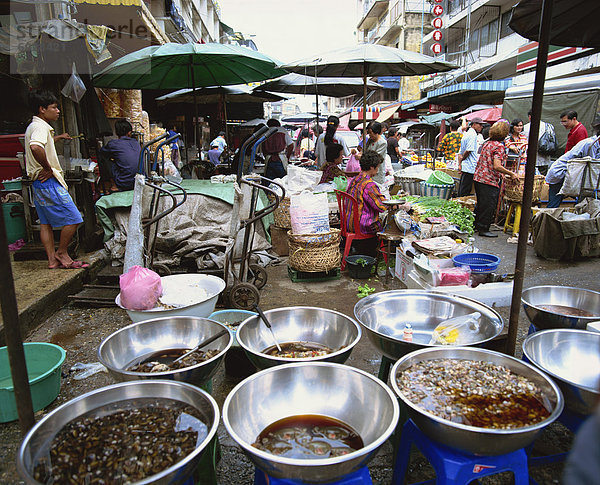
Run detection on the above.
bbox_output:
[0,342,66,422]
[426,170,454,186]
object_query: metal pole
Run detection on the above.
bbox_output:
[190,56,199,153]
[363,62,368,144]
[0,204,35,433]
[506,0,554,356]
[421,0,425,54]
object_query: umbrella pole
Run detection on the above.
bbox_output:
[315,92,319,133]
[223,94,229,143]
[190,58,199,152]
[362,67,367,143]
[506,0,554,356]
[0,206,35,434]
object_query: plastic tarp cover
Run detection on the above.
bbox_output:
[502,90,599,156]
[531,198,600,260]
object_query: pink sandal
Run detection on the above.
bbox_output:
[60,260,90,269]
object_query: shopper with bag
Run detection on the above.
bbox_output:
[523,109,555,176]
[263,119,294,180]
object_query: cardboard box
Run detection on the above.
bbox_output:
[395,247,414,285]
[270,225,289,256]
[405,270,514,308]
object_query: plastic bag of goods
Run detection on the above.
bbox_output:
[287,165,321,194]
[290,192,330,234]
[429,312,481,345]
[438,265,471,287]
[119,265,162,310]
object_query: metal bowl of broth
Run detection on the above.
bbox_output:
[98,316,232,386]
[17,380,219,485]
[223,362,399,483]
[236,307,361,369]
[353,290,504,360]
[523,329,600,415]
[390,347,563,456]
[522,286,600,330]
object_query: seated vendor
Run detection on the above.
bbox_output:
[98,119,141,192]
[319,143,345,184]
[344,150,387,257]
[207,144,223,166]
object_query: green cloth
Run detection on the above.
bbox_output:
[95,180,273,241]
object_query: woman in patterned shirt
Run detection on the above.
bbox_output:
[473,121,519,237]
[436,119,463,161]
[344,150,387,256]
[505,119,528,172]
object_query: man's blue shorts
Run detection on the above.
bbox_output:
[32,178,83,228]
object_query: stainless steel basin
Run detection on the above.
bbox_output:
[354,290,503,359]
[390,347,564,456]
[98,316,232,386]
[522,285,600,330]
[223,362,399,483]
[523,329,600,415]
[17,380,219,484]
[236,307,361,369]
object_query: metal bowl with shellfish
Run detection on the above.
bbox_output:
[98,316,232,387]
[523,329,600,415]
[390,347,564,456]
[522,285,600,330]
[236,307,361,369]
[223,362,399,483]
[354,290,504,359]
[17,380,220,485]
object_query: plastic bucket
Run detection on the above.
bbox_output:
[426,170,455,186]
[2,202,26,244]
[0,342,66,422]
[345,255,376,279]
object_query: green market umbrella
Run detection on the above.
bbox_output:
[283,44,456,139]
[93,42,286,145]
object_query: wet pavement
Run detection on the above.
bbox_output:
[1,229,598,484]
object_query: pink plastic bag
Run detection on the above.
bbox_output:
[119,266,162,310]
[346,153,360,173]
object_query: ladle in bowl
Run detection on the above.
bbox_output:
[253,304,282,352]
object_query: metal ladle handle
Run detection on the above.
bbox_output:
[253,304,282,352]
[171,329,229,365]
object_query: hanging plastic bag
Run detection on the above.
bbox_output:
[119,265,162,310]
[429,312,482,345]
[346,153,360,173]
[61,63,87,103]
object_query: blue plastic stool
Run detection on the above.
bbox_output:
[254,466,372,485]
[392,420,529,485]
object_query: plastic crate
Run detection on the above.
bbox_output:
[452,253,500,273]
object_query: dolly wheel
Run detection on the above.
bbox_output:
[249,264,268,290]
[230,283,260,310]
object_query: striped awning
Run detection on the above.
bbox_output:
[427,79,513,99]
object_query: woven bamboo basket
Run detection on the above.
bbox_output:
[287,229,341,272]
[504,175,545,203]
[273,196,292,229]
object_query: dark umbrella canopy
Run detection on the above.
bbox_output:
[282,43,456,78]
[93,42,286,89]
[156,85,285,104]
[509,0,600,48]
[255,73,383,97]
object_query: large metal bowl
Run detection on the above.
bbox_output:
[236,307,361,369]
[98,316,232,386]
[223,362,399,483]
[17,380,219,485]
[354,290,503,359]
[521,285,600,330]
[390,347,564,456]
[523,329,600,415]
[116,274,226,323]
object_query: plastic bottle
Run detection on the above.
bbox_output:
[403,323,413,342]
[466,237,475,253]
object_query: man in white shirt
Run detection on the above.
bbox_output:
[25,91,85,269]
[210,131,227,151]
[523,109,552,175]
[457,117,484,196]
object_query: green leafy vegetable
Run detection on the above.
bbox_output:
[355,258,368,267]
[357,284,376,298]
